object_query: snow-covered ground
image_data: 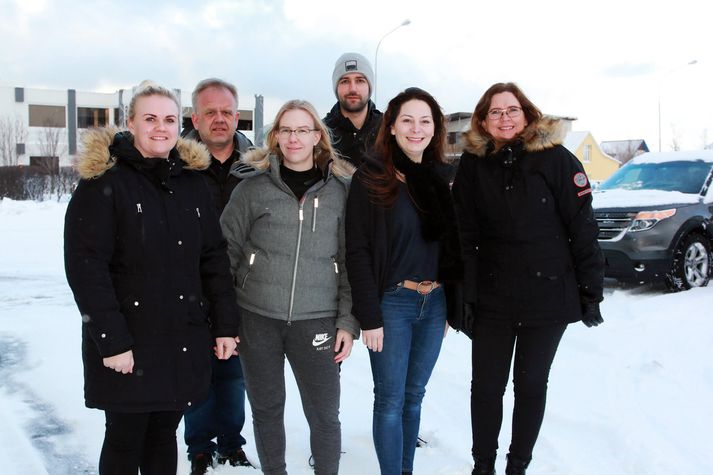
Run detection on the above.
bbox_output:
[1,198,712,475]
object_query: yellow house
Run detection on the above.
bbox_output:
[564,131,620,182]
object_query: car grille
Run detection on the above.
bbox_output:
[594,212,636,241]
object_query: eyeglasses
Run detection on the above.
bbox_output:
[277,127,318,139]
[487,106,523,120]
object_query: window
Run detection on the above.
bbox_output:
[77,107,109,128]
[237,118,253,131]
[447,132,458,145]
[238,109,253,131]
[583,144,592,163]
[29,105,66,128]
[114,108,124,126]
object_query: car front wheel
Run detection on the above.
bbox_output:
[666,232,711,291]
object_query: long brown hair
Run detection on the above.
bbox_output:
[364,87,446,207]
[471,82,542,140]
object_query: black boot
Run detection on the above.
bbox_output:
[505,454,530,475]
[472,455,496,475]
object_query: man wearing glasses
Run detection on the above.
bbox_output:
[182,78,254,475]
[323,52,383,167]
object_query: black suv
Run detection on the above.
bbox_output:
[592,151,713,290]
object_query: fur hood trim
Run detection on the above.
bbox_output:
[74,126,211,179]
[237,148,356,179]
[461,116,566,157]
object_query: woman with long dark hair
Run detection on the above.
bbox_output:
[345,87,462,475]
[452,82,604,475]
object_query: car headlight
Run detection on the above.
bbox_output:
[628,208,677,232]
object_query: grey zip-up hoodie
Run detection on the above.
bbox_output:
[220,150,360,338]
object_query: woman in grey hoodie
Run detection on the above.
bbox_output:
[220,100,359,475]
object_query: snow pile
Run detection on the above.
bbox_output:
[592,189,701,209]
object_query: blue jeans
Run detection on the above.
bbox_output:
[184,354,247,458]
[369,285,446,475]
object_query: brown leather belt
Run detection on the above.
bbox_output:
[399,280,440,295]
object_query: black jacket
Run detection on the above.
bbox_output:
[345,158,462,330]
[452,118,604,326]
[323,101,382,167]
[183,129,254,212]
[64,128,240,412]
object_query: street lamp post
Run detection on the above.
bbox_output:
[374,19,411,107]
[658,59,697,151]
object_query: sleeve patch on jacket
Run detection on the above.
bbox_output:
[577,188,592,197]
[573,172,588,188]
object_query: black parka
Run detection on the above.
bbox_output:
[64,127,240,412]
[183,129,253,211]
[323,101,382,167]
[452,118,604,325]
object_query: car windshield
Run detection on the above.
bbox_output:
[598,160,713,194]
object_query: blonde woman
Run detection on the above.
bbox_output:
[220,100,359,475]
[64,81,239,474]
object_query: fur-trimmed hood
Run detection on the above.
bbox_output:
[234,147,356,180]
[461,116,566,157]
[74,126,211,179]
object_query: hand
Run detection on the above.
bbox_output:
[581,302,604,328]
[214,337,238,359]
[103,350,134,374]
[362,327,384,353]
[333,329,354,363]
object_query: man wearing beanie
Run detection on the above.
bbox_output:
[323,52,383,167]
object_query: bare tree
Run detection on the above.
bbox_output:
[0,115,28,166]
[36,125,67,200]
[615,141,641,164]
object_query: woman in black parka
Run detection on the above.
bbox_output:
[64,81,239,475]
[452,83,604,475]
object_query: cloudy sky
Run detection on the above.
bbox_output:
[2,0,711,151]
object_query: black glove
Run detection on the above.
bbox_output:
[447,300,474,338]
[581,302,603,328]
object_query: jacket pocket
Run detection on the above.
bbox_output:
[475,259,498,293]
[237,246,263,289]
[330,255,339,276]
[526,258,570,307]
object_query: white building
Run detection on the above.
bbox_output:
[0,84,260,169]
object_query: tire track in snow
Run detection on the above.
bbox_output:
[0,336,95,474]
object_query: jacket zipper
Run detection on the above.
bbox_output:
[287,199,305,324]
[311,197,319,232]
[136,203,142,213]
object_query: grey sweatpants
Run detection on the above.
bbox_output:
[238,308,341,475]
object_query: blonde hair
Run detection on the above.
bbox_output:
[128,80,180,120]
[266,100,337,170]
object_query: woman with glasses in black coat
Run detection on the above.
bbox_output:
[452,82,605,475]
